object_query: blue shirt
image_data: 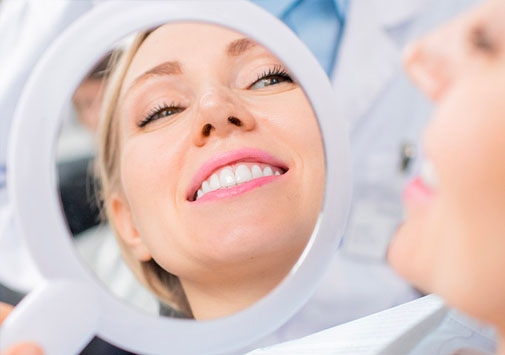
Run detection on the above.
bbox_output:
[251,0,349,76]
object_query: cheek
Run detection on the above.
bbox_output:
[425,79,505,233]
[275,93,322,151]
[255,91,325,207]
[419,77,505,312]
[122,139,173,201]
[119,133,186,251]
[289,95,325,202]
[252,90,324,168]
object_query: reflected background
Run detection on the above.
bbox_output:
[56,22,325,319]
[56,48,162,315]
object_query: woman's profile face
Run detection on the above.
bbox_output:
[389,0,505,327]
[111,23,324,315]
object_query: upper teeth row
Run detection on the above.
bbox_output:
[420,159,438,189]
[196,164,281,200]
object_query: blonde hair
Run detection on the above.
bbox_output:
[96,31,192,317]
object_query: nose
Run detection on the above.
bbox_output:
[403,22,461,102]
[192,87,256,146]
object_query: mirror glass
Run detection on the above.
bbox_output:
[55,22,325,320]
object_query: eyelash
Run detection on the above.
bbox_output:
[250,65,293,88]
[137,65,293,128]
[138,102,184,128]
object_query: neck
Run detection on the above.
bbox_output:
[180,254,297,320]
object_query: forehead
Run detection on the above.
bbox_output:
[122,23,246,90]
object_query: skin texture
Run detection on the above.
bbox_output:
[111,23,324,319]
[387,0,505,352]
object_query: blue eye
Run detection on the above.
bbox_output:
[249,65,294,90]
[138,104,184,128]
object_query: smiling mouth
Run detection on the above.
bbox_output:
[190,162,287,202]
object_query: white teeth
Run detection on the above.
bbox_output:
[421,159,438,189]
[235,164,253,184]
[195,164,283,201]
[220,167,236,188]
[251,165,263,179]
[263,166,273,176]
[209,173,220,190]
[202,181,211,193]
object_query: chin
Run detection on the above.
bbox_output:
[192,215,309,264]
[388,218,438,294]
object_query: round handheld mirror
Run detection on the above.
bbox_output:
[1,1,351,354]
[58,21,326,321]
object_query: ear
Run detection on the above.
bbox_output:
[110,193,152,262]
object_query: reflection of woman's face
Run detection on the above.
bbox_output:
[111,23,324,315]
[389,0,505,328]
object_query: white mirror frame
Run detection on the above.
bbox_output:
[2,1,351,354]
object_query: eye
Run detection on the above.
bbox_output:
[138,103,185,128]
[470,25,496,54]
[249,65,294,90]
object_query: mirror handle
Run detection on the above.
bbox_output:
[0,280,100,354]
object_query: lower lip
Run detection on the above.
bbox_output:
[192,174,284,203]
[404,177,436,207]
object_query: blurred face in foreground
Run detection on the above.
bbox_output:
[389,0,505,337]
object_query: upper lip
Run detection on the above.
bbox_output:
[186,147,289,201]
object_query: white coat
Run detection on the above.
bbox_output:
[0,0,97,292]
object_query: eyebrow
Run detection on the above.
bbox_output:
[128,61,182,90]
[124,38,258,95]
[226,38,257,56]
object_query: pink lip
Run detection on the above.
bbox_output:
[195,175,283,203]
[187,148,288,202]
[404,177,435,207]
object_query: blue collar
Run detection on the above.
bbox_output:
[254,0,349,22]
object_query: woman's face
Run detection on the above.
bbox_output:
[112,24,324,293]
[388,0,505,326]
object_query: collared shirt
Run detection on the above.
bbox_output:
[251,0,349,76]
